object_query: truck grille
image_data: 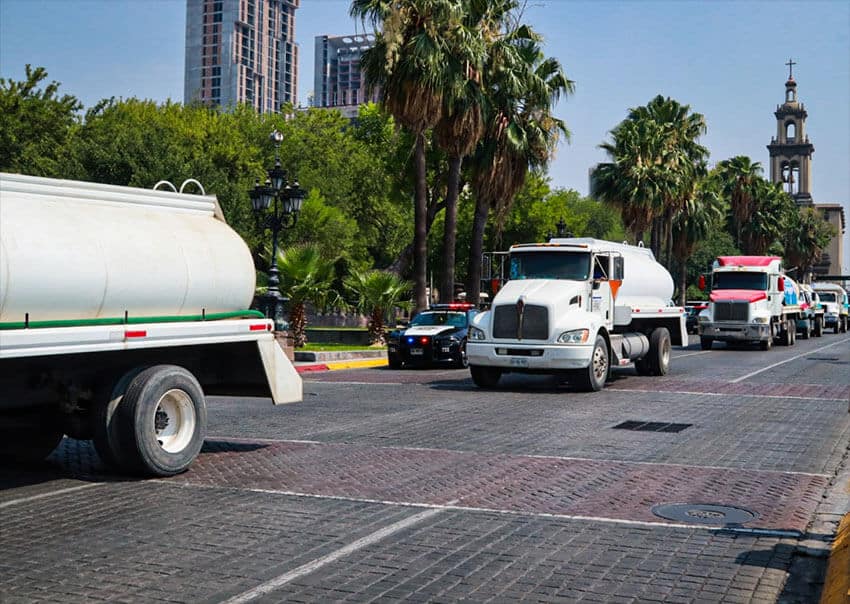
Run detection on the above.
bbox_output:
[714,301,749,321]
[493,304,549,340]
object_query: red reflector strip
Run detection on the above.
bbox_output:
[249,323,269,331]
[125,330,147,338]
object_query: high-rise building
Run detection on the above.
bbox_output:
[313,34,379,117]
[184,0,299,113]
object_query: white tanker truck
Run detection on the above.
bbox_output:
[0,173,302,476]
[467,238,687,391]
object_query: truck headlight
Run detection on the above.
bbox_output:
[557,329,589,344]
[469,326,486,340]
[752,316,769,324]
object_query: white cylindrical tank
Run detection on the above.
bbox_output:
[550,238,674,307]
[0,173,256,323]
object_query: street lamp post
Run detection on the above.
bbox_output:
[250,129,306,329]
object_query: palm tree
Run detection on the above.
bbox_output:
[344,269,412,344]
[671,177,723,304]
[352,0,461,313]
[465,23,573,305]
[715,156,763,250]
[275,243,343,347]
[740,179,793,255]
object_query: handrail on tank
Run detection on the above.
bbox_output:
[153,180,178,192]
[180,179,206,196]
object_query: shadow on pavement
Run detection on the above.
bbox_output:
[735,537,832,603]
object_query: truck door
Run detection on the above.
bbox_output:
[591,254,614,329]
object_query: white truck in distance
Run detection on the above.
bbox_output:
[812,282,849,334]
[467,238,687,391]
[0,173,302,476]
[698,256,801,351]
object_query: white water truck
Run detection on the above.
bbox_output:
[0,173,302,476]
[467,238,687,391]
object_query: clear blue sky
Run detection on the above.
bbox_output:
[2,0,848,269]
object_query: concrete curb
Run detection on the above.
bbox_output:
[820,510,850,604]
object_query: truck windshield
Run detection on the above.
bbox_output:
[713,272,768,290]
[818,292,837,303]
[509,252,591,281]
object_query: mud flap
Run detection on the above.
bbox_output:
[257,336,303,404]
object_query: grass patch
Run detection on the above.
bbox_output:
[300,342,386,352]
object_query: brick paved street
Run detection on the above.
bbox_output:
[1,334,848,603]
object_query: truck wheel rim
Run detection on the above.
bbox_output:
[661,340,670,367]
[592,345,607,380]
[153,389,196,453]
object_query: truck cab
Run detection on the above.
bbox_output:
[698,256,801,350]
[813,283,849,334]
[467,238,685,392]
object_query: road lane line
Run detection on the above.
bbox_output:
[731,337,849,383]
[221,503,453,604]
[606,387,848,403]
[168,482,802,539]
[0,483,101,509]
[205,436,831,477]
[674,350,715,359]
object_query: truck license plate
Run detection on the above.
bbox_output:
[510,357,529,367]
[410,348,424,356]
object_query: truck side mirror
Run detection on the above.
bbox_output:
[698,275,706,290]
[612,257,624,280]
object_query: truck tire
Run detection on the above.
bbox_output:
[759,336,772,351]
[813,317,823,337]
[800,320,811,339]
[571,335,609,392]
[700,337,713,351]
[470,365,502,388]
[92,368,145,471]
[0,408,64,465]
[116,365,207,477]
[789,321,796,345]
[636,328,671,376]
[780,321,792,346]
[835,322,841,335]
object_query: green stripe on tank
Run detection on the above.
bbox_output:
[0,309,266,330]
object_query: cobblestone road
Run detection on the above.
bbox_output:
[1,334,848,603]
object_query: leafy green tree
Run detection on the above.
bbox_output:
[345,270,412,344]
[740,179,794,255]
[353,0,461,313]
[0,65,82,176]
[783,207,837,281]
[715,155,763,250]
[671,178,723,304]
[466,17,573,304]
[275,244,344,347]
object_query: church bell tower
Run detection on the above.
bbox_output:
[767,59,815,206]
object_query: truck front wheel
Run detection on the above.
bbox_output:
[813,317,823,337]
[470,366,502,388]
[116,365,207,477]
[571,335,609,392]
[699,337,713,351]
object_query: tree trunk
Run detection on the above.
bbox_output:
[289,301,307,348]
[387,196,447,277]
[466,194,490,306]
[439,155,462,303]
[679,260,688,306]
[368,307,385,345]
[413,132,428,313]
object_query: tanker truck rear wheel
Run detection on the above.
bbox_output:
[635,328,670,376]
[571,335,609,392]
[92,368,146,471]
[699,337,713,351]
[813,317,823,337]
[116,365,207,477]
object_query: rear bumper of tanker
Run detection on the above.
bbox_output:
[467,342,593,370]
[699,321,771,342]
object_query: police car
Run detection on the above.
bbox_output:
[387,303,477,369]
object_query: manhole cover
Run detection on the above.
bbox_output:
[651,503,757,526]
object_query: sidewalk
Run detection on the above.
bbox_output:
[294,349,387,373]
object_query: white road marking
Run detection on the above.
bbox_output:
[731,337,849,383]
[673,350,714,359]
[221,502,453,604]
[171,482,801,540]
[0,483,101,509]
[207,436,831,478]
[606,387,848,403]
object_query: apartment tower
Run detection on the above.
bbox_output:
[313,34,379,117]
[185,0,299,113]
